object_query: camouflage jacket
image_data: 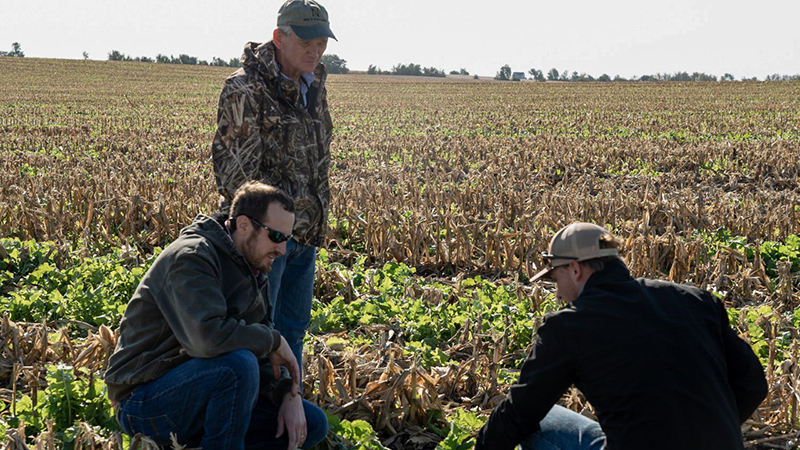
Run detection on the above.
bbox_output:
[211,41,332,247]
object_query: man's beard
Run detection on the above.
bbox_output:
[242,233,273,273]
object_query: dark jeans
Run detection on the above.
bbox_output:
[519,405,606,450]
[268,239,317,376]
[116,350,328,450]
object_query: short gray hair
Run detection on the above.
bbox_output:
[276,25,294,37]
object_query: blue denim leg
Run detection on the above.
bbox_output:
[518,405,606,450]
[116,350,260,450]
[267,239,317,374]
[244,396,329,449]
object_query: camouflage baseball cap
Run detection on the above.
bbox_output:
[277,0,337,41]
[532,223,620,281]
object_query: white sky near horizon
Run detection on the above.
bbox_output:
[1,0,798,80]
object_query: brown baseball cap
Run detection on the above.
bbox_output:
[532,223,620,281]
[277,0,337,41]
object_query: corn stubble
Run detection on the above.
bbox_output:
[1,58,799,448]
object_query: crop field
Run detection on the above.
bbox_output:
[1,56,799,449]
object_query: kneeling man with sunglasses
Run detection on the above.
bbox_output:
[476,223,767,450]
[105,181,327,450]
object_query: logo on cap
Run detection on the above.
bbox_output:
[277,0,337,41]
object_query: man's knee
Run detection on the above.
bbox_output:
[528,405,605,450]
[213,349,260,389]
[303,400,329,448]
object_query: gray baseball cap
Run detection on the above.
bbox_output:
[277,0,337,41]
[532,223,620,281]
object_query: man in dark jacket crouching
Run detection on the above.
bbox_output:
[105,181,327,450]
[476,222,767,450]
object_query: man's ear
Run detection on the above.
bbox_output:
[273,29,283,49]
[568,260,583,280]
[235,215,251,233]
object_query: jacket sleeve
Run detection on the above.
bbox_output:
[157,246,281,359]
[717,299,768,422]
[211,77,265,204]
[475,314,575,450]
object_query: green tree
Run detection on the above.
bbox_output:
[107,50,129,61]
[528,68,544,81]
[321,54,349,74]
[495,64,511,81]
[547,68,560,81]
[6,42,25,57]
[422,66,445,77]
[671,71,691,81]
[177,54,197,65]
[392,63,422,76]
[459,68,469,75]
[82,51,89,60]
[210,57,228,67]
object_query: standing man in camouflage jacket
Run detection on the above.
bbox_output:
[211,0,335,373]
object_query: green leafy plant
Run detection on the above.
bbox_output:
[326,413,388,450]
[1,238,155,328]
[435,410,485,450]
[9,364,120,447]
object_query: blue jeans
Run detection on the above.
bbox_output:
[268,239,317,374]
[518,405,606,450]
[116,350,328,450]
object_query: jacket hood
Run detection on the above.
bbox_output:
[241,41,280,81]
[180,214,248,269]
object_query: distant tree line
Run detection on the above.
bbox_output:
[104,50,351,73]
[0,42,25,57]
[764,73,800,81]
[4,42,798,82]
[107,50,239,67]
[367,63,446,78]
[496,64,800,82]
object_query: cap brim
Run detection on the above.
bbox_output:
[291,25,337,41]
[531,266,554,282]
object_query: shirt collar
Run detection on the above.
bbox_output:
[276,61,315,86]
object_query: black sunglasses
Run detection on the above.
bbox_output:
[245,216,293,244]
[541,252,579,266]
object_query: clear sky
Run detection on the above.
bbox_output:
[2,0,798,80]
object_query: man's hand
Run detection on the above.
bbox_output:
[276,391,307,450]
[269,336,300,395]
